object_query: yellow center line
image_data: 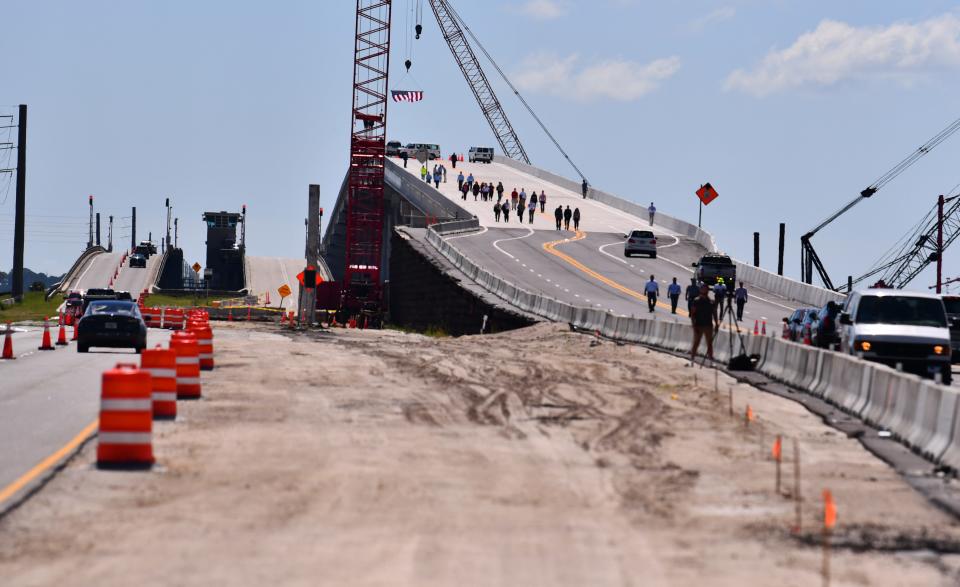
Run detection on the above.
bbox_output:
[542,231,690,316]
[0,419,99,507]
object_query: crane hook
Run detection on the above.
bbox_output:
[405,59,412,72]
[415,24,422,39]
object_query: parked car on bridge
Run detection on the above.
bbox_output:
[811,301,842,349]
[623,230,657,258]
[386,140,402,157]
[135,241,156,257]
[63,291,84,325]
[942,295,960,363]
[468,146,494,163]
[401,143,441,160]
[785,307,819,343]
[692,253,736,287]
[129,253,147,268]
[76,299,147,354]
[839,289,952,384]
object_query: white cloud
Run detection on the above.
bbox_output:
[514,0,569,20]
[726,14,960,96]
[688,6,736,33]
[514,53,681,101]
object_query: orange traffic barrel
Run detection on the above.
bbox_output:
[97,363,154,468]
[170,330,201,399]
[165,308,185,330]
[141,346,177,419]
[188,320,215,370]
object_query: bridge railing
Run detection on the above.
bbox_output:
[46,245,107,299]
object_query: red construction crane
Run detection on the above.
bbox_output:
[342,0,393,316]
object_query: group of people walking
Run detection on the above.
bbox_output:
[421,163,447,188]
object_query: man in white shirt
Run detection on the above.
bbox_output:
[647,202,656,226]
[644,275,660,313]
[734,281,749,321]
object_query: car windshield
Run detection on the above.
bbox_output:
[855,296,947,327]
[86,301,139,317]
[943,297,960,314]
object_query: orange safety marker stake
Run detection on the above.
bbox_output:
[141,346,177,420]
[753,320,759,335]
[72,321,79,341]
[793,438,802,534]
[822,489,837,587]
[55,323,69,346]
[761,320,767,336]
[745,404,754,426]
[97,363,154,468]
[246,305,251,321]
[38,318,55,351]
[227,308,233,322]
[2,322,14,360]
[772,435,782,495]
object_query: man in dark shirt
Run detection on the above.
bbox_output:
[684,278,700,314]
[690,284,719,363]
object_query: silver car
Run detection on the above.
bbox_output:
[624,230,657,258]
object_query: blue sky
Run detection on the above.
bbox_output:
[2,1,960,292]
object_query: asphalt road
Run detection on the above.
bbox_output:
[63,251,160,296]
[0,328,170,502]
[245,255,307,311]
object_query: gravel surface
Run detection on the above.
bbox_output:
[2,322,960,586]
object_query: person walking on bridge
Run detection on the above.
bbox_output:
[519,188,527,210]
[563,205,572,230]
[647,202,656,226]
[449,152,458,169]
[493,201,501,222]
[501,200,510,223]
[690,284,719,363]
[457,171,465,192]
[441,163,447,183]
[433,167,442,188]
[582,179,589,199]
[527,199,536,224]
[511,188,519,210]
[516,200,525,223]
[685,277,699,314]
[554,205,563,230]
[573,207,581,231]
[401,151,409,168]
[734,281,749,321]
[539,190,546,213]
[496,181,504,203]
[668,277,682,314]
[529,191,538,213]
[460,181,469,200]
[644,275,660,313]
[467,172,475,191]
[421,164,429,183]
[472,181,480,201]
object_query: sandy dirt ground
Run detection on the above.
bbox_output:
[2,322,960,586]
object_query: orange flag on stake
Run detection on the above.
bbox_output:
[823,489,837,530]
[772,436,782,461]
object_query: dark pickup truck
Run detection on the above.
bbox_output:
[692,253,737,286]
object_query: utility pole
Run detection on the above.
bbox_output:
[174,218,178,248]
[87,195,94,249]
[108,216,114,252]
[937,194,945,294]
[302,185,320,325]
[753,232,760,267]
[131,206,136,252]
[241,204,247,251]
[165,198,171,253]
[96,213,101,247]
[777,223,785,276]
[11,105,27,301]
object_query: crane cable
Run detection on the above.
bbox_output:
[441,1,589,184]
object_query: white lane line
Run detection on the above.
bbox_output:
[443,225,488,241]
[657,234,680,249]
[492,227,535,259]
[598,241,629,265]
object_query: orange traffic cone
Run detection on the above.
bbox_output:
[753,320,759,335]
[246,306,251,321]
[265,291,271,306]
[761,321,767,335]
[2,323,14,360]
[280,311,287,325]
[72,321,79,341]
[38,318,55,350]
[227,308,233,322]
[56,323,69,346]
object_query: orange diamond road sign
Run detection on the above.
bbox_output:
[277,284,292,298]
[192,262,202,273]
[696,183,719,206]
[296,266,324,287]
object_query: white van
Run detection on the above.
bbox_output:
[401,143,441,160]
[839,289,953,383]
[468,146,494,163]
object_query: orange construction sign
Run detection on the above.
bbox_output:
[696,183,719,206]
[296,266,325,287]
[192,262,202,273]
[277,284,292,298]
